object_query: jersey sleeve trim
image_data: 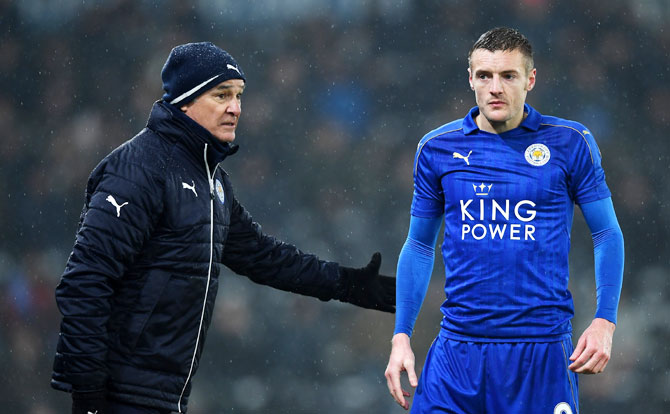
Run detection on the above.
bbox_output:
[540,123,595,164]
[413,128,463,176]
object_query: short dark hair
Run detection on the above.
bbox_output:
[468,27,534,72]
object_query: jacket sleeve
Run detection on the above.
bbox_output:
[221,196,343,301]
[51,152,164,393]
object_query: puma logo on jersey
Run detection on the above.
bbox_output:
[453,150,473,165]
[106,195,128,217]
[182,180,198,197]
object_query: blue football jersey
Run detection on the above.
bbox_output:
[411,104,611,341]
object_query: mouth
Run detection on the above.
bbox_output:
[220,121,237,129]
[488,100,506,107]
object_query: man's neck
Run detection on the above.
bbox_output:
[476,112,528,134]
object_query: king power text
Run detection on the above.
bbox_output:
[460,199,536,241]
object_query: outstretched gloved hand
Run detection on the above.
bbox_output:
[338,252,396,313]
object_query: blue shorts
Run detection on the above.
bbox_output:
[411,336,579,414]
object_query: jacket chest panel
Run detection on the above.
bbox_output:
[159,167,231,234]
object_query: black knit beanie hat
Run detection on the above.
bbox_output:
[161,42,246,106]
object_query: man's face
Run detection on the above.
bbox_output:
[181,79,245,143]
[468,48,535,133]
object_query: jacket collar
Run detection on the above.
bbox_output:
[146,100,239,167]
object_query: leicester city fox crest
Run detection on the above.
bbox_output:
[215,179,225,204]
[524,143,551,166]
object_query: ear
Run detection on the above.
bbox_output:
[467,67,474,90]
[526,68,537,92]
[179,100,194,113]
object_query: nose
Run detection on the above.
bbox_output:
[490,75,503,94]
[227,99,241,117]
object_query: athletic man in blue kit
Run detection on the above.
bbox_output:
[384,27,624,413]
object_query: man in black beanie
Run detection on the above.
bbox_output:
[51,42,395,414]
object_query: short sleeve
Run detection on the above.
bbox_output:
[569,128,611,205]
[410,139,444,217]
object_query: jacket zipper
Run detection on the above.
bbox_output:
[178,143,217,413]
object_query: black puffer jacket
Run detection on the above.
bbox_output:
[51,101,343,412]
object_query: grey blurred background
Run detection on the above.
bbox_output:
[1,0,668,412]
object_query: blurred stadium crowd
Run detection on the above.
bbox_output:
[1,0,668,412]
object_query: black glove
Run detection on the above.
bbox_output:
[338,252,396,313]
[72,390,107,414]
